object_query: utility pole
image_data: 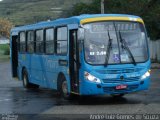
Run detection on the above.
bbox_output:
[101,0,104,14]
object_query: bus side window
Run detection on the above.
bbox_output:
[19,32,26,53]
[56,27,68,55]
[45,28,54,54]
[27,31,34,53]
[36,30,44,53]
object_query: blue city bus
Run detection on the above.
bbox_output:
[10,14,150,99]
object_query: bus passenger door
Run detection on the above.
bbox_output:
[69,30,80,94]
[11,35,18,78]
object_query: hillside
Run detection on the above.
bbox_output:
[0,0,89,26]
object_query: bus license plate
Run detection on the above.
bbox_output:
[116,85,127,90]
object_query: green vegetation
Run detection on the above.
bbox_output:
[0,0,89,25]
[0,0,159,40]
[0,18,13,38]
[70,0,160,40]
[0,44,9,54]
[0,44,10,62]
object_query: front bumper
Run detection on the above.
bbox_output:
[80,77,150,95]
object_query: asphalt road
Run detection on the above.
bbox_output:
[0,61,160,119]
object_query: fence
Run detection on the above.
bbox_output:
[150,40,160,62]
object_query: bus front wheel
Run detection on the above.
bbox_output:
[22,70,39,89]
[59,76,72,100]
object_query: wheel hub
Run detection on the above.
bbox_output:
[24,75,27,86]
[62,81,68,95]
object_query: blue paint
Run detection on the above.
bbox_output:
[11,14,150,96]
[11,14,142,34]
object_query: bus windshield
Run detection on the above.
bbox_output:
[83,21,148,65]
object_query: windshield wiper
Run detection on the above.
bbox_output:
[104,31,112,67]
[119,31,136,66]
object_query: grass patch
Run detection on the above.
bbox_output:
[0,44,9,52]
[0,44,9,50]
[0,44,10,62]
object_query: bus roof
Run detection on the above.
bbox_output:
[11,14,143,33]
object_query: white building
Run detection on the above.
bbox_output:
[0,36,9,44]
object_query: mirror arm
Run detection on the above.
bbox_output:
[79,24,84,28]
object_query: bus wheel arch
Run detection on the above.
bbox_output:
[57,72,64,91]
[22,67,26,80]
[22,67,39,89]
[22,67,30,88]
[57,72,72,100]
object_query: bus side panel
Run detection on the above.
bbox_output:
[18,54,31,81]
[18,53,70,90]
[56,56,70,91]
[40,55,58,89]
[29,54,44,86]
[43,55,70,90]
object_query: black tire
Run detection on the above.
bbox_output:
[59,75,72,100]
[111,94,125,98]
[22,69,39,89]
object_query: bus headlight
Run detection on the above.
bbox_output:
[141,71,150,80]
[84,71,101,83]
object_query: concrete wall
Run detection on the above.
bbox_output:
[150,40,160,62]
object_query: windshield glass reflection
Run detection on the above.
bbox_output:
[83,21,148,65]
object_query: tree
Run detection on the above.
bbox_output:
[103,0,160,39]
[70,0,160,40]
[0,18,13,39]
[70,0,101,16]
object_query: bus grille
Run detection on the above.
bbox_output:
[103,84,139,93]
[96,68,143,74]
[102,77,139,83]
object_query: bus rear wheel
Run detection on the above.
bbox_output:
[22,70,39,89]
[60,76,72,100]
